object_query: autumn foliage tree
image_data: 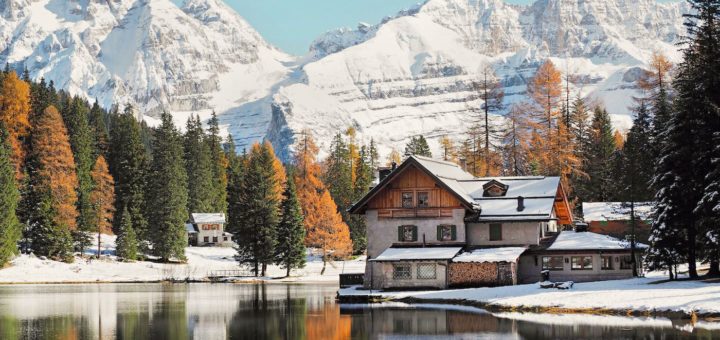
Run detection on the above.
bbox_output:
[27,106,78,261]
[90,156,115,256]
[294,131,352,273]
[0,71,31,179]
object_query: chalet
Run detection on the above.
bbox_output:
[350,156,645,290]
[582,202,653,243]
[186,213,232,247]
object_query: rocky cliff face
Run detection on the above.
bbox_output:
[1,0,689,159]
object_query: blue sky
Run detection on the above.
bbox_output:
[210,0,675,56]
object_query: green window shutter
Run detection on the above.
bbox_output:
[412,226,418,242]
[490,224,502,241]
[437,225,442,241]
[451,225,457,241]
[398,226,403,241]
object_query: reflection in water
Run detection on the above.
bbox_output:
[0,283,718,339]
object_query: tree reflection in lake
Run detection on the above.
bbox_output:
[0,283,718,339]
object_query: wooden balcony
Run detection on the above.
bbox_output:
[377,207,455,219]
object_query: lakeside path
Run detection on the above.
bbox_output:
[0,235,366,284]
[339,276,720,318]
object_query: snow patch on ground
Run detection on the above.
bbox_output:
[0,234,366,283]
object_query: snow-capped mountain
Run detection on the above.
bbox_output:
[0,0,290,121]
[0,0,689,160]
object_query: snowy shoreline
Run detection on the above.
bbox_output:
[0,235,366,285]
[338,275,720,318]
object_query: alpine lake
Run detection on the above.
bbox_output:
[0,283,718,339]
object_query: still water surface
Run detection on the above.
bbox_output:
[0,283,718,339]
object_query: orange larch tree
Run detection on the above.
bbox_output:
[90,156,115,236]
[0,71,31,179]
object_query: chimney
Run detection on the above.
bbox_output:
[459,158,467,171]
[517,196,525,212]
[378,168,392,182]
[391,161,397,170]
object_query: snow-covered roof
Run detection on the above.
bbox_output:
[453,247,527,263]
[412,156,477,207]
[191,213,226,224]
[547,231,649,251]
[185,223,197,233]
[372,247,462,261]
[582,202,654,222]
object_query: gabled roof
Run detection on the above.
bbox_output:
[582,202,654,222]
[453,247,527,263]
[348,155,478,213]
[191,213,226,224]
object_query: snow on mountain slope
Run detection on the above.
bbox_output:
[1,0,688,160]
[266,0,688,158]
[0,0,291,123]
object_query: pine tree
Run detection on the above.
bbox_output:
[349,145,372,253]
[619,99,655,202]
[274,174,306,277]
[226,139,247,237]
[323,133,353,225]
[184,114,214,214]
[0,71,31,179]
[501,103,531,176]
[234,142,281,276]
[576,106,617,202]
[28,106,77,261]
[404,135,432,157]
[88,101,110,158]
[108,107,149,248]
[206,112,228,214]
[0,124,21,267]
[146,112,189,262]
[115,207,138,261]
[63,97,95,253]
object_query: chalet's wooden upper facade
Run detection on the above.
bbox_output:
[350,155,573,226]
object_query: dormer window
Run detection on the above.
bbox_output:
[483,179,509,197]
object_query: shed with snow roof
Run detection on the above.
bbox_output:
[368,247,462,290]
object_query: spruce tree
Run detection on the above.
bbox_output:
[184,115,213,214]
[115,207,138,262]
[577,106,617,202]
[323,133,353,227]
[404,135,432,157]
[234,142,280,276]
[349,145,372,253]
[88,101,110,158]
[146,112,189,262]
[620,99,655,202]
[63,97,95,254]
[207,112,228,214]
[274,174,306,277]
[0,124,20,267]
[108,107,149,248]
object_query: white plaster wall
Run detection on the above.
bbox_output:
[466,222,541,246]
[365,209,467,259]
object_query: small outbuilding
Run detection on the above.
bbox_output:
[449,247,527,287]
[518,230,648,283]
[582,202,653,243]
[368,247,462,290]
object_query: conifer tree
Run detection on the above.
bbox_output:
[576,106,617,202]
[349,145,372,253]
[146,112,188,262]
[206,112,228,214]
[619,99,655,202]
[274,174,306,277]
[89,101,109,158]
[108,107,149,247]
[226,140,247,237]
[501,104,531,176]
[0,71,31,179]
[89,156,114,256]
[115,207,138,261]
[0,124,20,267]
[439,135,457,162]
[28,106,77,261]
[403,135,432,157]
[234,142,281,276]
[63,97,95,253]
[323,133,353,238]
[184,114,213,214]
